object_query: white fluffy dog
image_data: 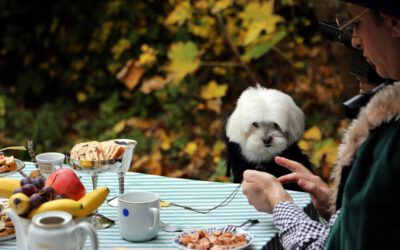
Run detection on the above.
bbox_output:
[225,85,312,191]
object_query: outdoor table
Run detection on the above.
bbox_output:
[1,162,312,249]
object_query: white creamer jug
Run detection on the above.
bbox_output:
[7,209,98,250]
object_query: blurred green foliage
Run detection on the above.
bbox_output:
[0,0,349,181]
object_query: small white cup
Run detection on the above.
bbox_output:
[118,191,160,242]
[35,152,65,177]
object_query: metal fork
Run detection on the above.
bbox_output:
[159,219,259,233]
[160,220,184,232]
[224,219,259,232]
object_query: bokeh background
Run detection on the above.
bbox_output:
[0,0,358,183]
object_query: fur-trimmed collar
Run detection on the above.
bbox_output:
[329,81,400,212]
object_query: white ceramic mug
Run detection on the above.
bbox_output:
[35,152,65,177]
[28,211,98,250]
[118,191,160,242]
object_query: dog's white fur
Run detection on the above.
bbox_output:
[226,85,305,163]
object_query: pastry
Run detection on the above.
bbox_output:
[100,140,125,160]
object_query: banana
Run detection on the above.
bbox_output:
[9,193,31,215]
[74,187,109,218]
[28,198,83,219]
[0,178,20,198]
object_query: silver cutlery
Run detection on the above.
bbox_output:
[159,219,259,232]
[224,219,259,232]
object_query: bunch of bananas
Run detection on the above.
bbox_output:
[0,178,109,219]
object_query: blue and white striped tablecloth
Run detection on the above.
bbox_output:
[1,163,311,249]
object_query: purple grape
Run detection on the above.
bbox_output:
[22,184,38,197]
[29,193,45,208]
[40,186,55,201]
[20,178,32,187]
[31,177,45,190]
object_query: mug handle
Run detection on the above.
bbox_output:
[148,207,159,233]
[74,222,99,250]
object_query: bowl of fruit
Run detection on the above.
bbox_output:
[0,168,109,223]
[0,167,110,248]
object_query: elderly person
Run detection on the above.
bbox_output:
[242,0,400,249]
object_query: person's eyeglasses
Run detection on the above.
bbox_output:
[336,9,369,37]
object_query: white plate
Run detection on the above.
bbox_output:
[0,199,15,241]
[0,234,15,242]
[0,159,25,177]
[173,226,253,250]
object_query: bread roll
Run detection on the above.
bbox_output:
[70,140,125,161]
[70,141,105,161]
[100,140,125,160]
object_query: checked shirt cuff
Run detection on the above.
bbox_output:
[272,202,330,250]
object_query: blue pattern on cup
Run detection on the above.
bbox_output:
[123,208,129,217]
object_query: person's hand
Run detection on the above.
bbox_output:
[242,170,293,213]
[275,156,333,220]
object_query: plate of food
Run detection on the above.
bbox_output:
[0,155,25,178]
[173,226,253,250]
[0,200,15,241]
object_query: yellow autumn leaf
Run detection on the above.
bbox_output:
[212,140,226,155]
[200,81,228,100]
[239,2,274,23]
[165,1,192,26]
[211,0,233,14]
[184,141,198,156]
[240,2,284,45]
[111,38,131,60]
[138,45,157,67]
[157,130,171,151]
[243,19,283,45]
[112,120,126,134]
[303,126,322,141]
[188,16,215,38]
[167,42,200,81]
[311,139,338,166]
[298,139,310,151]
[193,0,209,10]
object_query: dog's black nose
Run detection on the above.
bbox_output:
[263,136,272,147]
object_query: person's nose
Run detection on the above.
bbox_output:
[351,30,362,49]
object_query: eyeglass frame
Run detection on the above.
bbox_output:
[336,9,370,36]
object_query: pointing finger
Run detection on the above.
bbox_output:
[275,156,312,174]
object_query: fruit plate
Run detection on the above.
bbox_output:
[0,199,15,241]
[0,234,15,242]
[66,154,121,173]
[173,226,253,250]
[0,159,25,178]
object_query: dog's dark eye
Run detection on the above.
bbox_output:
[273,122,281,131]
[252,122,259,128]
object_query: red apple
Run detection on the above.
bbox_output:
[45,168,86,200]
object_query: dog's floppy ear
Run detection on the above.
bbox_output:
[226,86,259,144]
[226,106,245,144]
[286,103,305,144]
